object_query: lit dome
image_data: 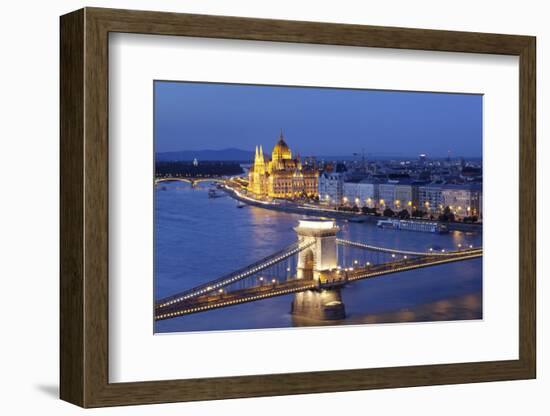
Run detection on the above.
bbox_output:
[272,131,292,160]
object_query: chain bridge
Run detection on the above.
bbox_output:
[155,219,482,321]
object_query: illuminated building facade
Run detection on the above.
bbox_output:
[248,132,318,199]
[378,182,414,211]
[417,183,482,218]
[417,184,444,214]
[441,184,482,218]
[342,180,377,208]
[319,172,344,205]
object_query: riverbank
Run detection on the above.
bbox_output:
[223,185,482,233]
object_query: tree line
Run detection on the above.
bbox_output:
[336,205,479,223]
[155,161,244,177]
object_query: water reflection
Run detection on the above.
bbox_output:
[291,293,481,327]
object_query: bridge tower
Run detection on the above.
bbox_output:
[295,219,339,280]
[292,219,346,320]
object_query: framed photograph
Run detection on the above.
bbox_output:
[60,7,536,407]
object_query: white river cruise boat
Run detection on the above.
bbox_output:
[377,218,448,233]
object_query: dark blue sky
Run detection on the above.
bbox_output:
[154,81,482,158]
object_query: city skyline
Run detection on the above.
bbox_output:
[154,81,483,158]
[154,80,483,333]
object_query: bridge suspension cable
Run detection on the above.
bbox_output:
[156,240,315,309]
[336,238,481,257]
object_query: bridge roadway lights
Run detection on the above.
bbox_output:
[292,219,346,320]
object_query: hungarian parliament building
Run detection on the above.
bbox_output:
[248,132,318,199]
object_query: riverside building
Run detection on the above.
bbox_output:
[248,132,319,199]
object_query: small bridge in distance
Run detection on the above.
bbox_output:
[155,176,227,187]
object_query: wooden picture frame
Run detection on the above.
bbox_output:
[60,7,536,408]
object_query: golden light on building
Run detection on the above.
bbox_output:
[248,131,318,199]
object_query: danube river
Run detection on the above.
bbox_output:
[154,182,482,334]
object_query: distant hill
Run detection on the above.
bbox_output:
[156,148,482,162]
[156,148,254,162]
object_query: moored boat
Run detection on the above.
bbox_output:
[208,189,224,198]
[377,218,448,233]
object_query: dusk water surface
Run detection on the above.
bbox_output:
[154,182,482,333]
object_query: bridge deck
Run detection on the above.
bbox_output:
[155,250,482,321]
[156,279,317,320]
